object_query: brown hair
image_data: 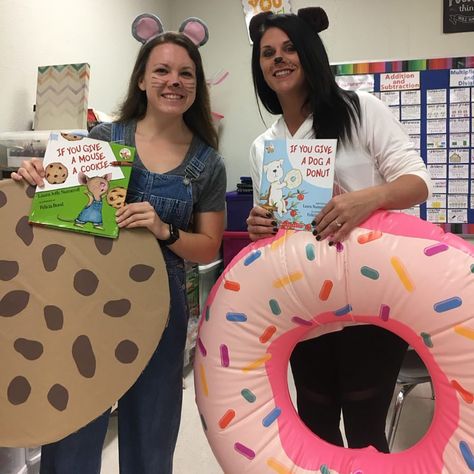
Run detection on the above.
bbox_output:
[116,32,218,149]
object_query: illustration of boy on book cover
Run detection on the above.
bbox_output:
[259,138,337,231]
[29,131,135,238]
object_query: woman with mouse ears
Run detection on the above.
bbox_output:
[245,8,431,452]
[12,13,226,474]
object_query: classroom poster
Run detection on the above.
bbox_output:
[333,56,474,230]
[241,0,293,43]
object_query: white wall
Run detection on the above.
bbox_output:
[0,0,473,189]
[0,0,170,132]
[172,0,474,191]
[170,0,267,192]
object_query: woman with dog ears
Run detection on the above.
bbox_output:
[245,8,431,453]
[13,13,226,473]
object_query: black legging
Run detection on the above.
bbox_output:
[290,325,408,453]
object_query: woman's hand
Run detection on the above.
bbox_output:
[116,202,169,239]
[313,188,381,243]
[11,158,45,187]
[246,205,277,241]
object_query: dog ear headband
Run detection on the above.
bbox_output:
[248,7,328,43]
[132,13,209,47]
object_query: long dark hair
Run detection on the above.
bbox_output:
[251,13,360,143]
[116,32,218,149]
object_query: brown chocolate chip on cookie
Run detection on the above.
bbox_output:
[106,187,127,209]
[45,162,68,184]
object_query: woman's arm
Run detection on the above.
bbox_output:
[313,174,428,242]
[116,202,224,264]
[314,92,431,242]
[169,210,225,263]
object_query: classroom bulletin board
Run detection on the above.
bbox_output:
[332,56,474,233]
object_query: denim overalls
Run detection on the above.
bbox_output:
[40,123,213,474]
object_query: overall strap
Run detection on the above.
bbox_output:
[183,141,214,184]
[111,122,125,143]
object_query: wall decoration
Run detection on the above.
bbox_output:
[241,0,293,43]
[34,63,90,131]
[443,0,474,33]
[333,56,474,233]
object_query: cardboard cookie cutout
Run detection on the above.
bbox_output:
[132,12,209,47]
[0,179,169,447]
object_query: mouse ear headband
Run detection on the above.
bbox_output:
[132,13,209,47]
[248,7,329,43]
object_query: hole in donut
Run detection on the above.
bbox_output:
[288,325,434,453]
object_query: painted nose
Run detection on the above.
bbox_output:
[171,81,181,88]
[274,56,283,64]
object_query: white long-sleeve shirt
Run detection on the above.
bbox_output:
[250,91,432,205]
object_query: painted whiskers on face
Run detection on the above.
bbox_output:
[150,76,196,94]
[272,58,297,78]
[139,43,197,116]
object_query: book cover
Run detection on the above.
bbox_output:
[29,131,135,238]
[258,138,337,231]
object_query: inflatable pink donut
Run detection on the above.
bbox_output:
[194,211,474,474]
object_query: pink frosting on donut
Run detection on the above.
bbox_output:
[195,211,474,473]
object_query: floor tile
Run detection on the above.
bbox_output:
[100,371,435,472]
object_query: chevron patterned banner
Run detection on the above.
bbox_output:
[34,63,90,130]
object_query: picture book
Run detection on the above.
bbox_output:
[258,138,337,231]
[29,131,135,239]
